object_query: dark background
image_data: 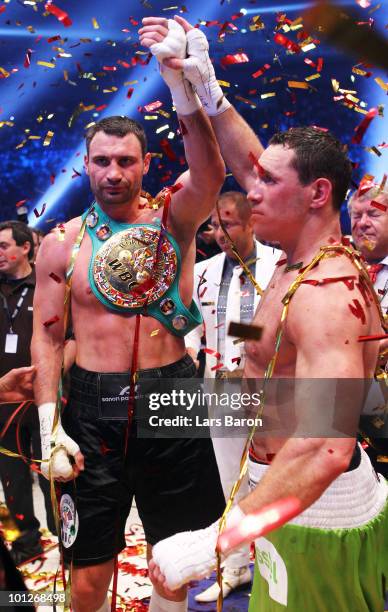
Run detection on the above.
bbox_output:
[0,0,387,232]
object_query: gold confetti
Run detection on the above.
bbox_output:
[150,329,160,337]
[375,77,388,91]
[37,61,56,68]
[92,17,99,29]
[261,92,276,99]
[43,131,54,146]
[0,67,10,78]
[305,73,321,81]
[218,80,231,87]
[288,80,309,89]
[144,115,158,120]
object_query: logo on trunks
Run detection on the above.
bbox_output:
[101,385,130,403]
[255,537,288,606]
[60,494,79,548]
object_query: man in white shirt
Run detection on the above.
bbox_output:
[186,191,280,601]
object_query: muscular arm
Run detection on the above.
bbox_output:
[31,231,67,404]
[168,109,225,239]
[239,281,377,516]
[209,107,263,194]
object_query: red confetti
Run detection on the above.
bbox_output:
[252,63,270,79]
[160,139,177,162]
[0,5,6,14]
[348,299,366,324]
[127,87,134,99]
[95,104,108,112]
[221,53,249,68]
[100,440,113,455]
[43,315,60,327]
[45,2,73,27]
[118,562,148,577]
[102,65,117,71]
[24,50,32,68]
[211,363,224,371]
[33,204,46,218]
[47,35,61,43]
[49,272,61,283]
[204,348,221,360]
[276,258,287,267]
[144,100,163,112]
[371,200,387,212]
[351,107,378,144]
[274,33,301,54]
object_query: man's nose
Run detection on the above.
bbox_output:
[106,163,122,182]
[358,212,371,228]
[247,183,263,204]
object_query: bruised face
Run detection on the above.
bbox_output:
[247,145,310,243]
[210,200,254,260]
[350,195,388,261]
[84,131,151,209]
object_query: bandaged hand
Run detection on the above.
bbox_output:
[149,505,245,590]
[139,17,200,115]
[162,16,231,116]
[38,402,84,481]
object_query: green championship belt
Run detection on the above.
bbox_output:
[83,203,202,337]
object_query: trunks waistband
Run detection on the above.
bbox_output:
[248,445,388,529]
[249,443,362,472]
[71,353,194,382]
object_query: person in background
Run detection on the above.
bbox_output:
[0,221,56,565]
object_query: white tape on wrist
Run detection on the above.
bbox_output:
[38,402,79,479]
[152,504,246,590]
[150,19,201,115]
[184,29,231,116]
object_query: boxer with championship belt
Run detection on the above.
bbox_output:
[31,19,226,612]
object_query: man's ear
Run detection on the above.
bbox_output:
[143,152,152,176]
[310,178,332,210]
[84,155,89,176]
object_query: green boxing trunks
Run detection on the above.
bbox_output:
[248,447,388,611]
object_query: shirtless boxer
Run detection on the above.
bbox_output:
[140,16,388,611]
[31,20,226,612]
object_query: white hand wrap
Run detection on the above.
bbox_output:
[152,504,245,590]
[38,402,80,480]
[182,28,231,116]
[150,19,201,116]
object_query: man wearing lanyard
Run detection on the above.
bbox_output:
[349,184,388,477]
[0,221,55,564]
[185,191,280,601]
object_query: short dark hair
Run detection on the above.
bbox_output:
[85,116,147,158]
[0,220,34,260]
[269,127,352,210]
[217,191,252,224]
